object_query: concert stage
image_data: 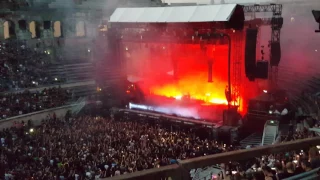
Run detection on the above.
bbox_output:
[107,3,283,125]
[108,4,247,119]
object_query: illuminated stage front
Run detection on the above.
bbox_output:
[128,93,228,122]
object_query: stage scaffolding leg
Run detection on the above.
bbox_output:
[269,5,282,88]
[269,66,279,88]
[231,31,244,108]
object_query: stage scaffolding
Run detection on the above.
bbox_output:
[243,4,283,87]
[230,31,244,107]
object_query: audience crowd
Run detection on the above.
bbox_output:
[0,41,54,91]
[0,113,319,180]
[0,87,69,119]
[215,120,319,180]
[0,115,235,179]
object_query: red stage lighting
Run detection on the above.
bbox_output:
[124,42,241,107]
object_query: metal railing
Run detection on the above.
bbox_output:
[104,137,320,180]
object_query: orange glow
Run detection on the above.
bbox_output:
[150,72,230,105]
[123,42,241,111]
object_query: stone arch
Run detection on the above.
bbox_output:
[76,20,85,37]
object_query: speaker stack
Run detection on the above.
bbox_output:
[223,109,239,127]
[255,60,269,79]
[244,28,277,80]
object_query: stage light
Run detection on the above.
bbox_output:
[29,128,34,133]
[47,51,50,55]
[263,90,268,93]
[129,103,149,110]
[54,78,58,81]
[175,95,182,100]
[125,47,128,51]
[290,17,295,22]
[88,49,91,52]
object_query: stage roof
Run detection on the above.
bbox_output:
[109,4,239,23]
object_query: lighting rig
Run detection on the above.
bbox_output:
[243,4,283,87]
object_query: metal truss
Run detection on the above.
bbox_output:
[243,4,282,43]
[245,18,272,27]
[243,4,282,14]
[230,31,244,107]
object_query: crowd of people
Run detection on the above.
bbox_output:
[220,143,320,180]
[0,41,54,92]
[0,87,69,119]
[0,113,319,180]
[216,118,319,180]
[0,115,235,179]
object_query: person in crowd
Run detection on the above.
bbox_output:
[275,162,289,180]
[301,160,312,172]
[285,162,296,177]
[262,166,276,180]
[309,147,320,169]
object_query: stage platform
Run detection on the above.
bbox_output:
[113,108,222,127]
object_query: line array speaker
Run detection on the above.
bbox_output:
[270,42,281,66]
[244,28,258,81]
